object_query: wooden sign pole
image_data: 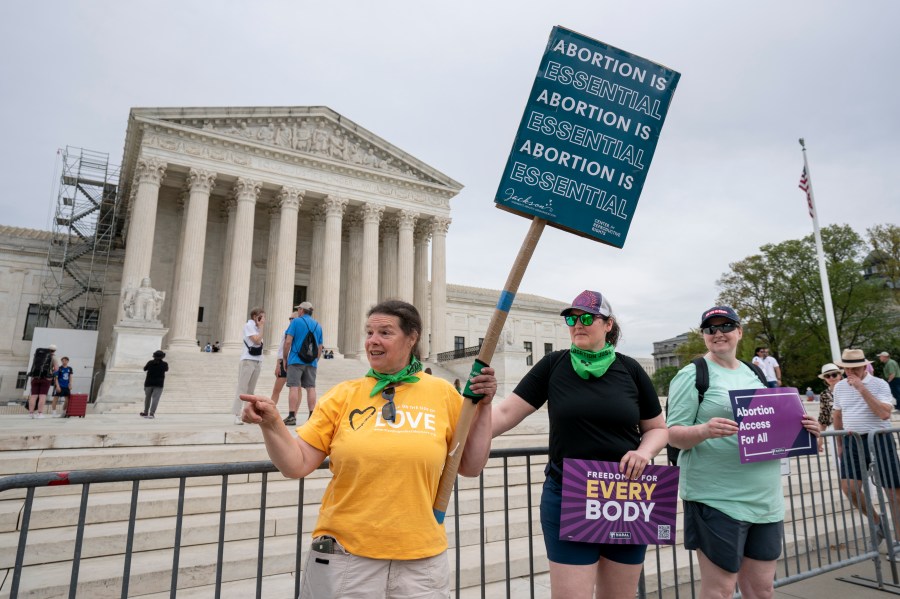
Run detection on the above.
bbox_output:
[433,217,546,523]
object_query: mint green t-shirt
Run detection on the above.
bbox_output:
[667,358,783,523]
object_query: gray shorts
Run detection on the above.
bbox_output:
[683,500,783,573]
[287,364,317,388]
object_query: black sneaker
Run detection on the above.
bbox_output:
[283,415,296,426]
[140,412,148,418]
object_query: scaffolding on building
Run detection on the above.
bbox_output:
[39,146,120,330]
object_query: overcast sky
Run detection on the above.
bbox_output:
[1,1,898,358]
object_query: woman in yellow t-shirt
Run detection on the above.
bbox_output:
[241,299,496,599]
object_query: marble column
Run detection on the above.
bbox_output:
[168,168,216,349]
[217,197,236,345]
[429,217,450,359]
[319,195,347,354]
[263,202,281,352]
[167,190,188,335]
[379,214,399,300]
[413,222,432,359]
[118,156,166,321]
[220,178,261,352]
[397,209,417,303]
[360,202,384,326]
[308,205,326,313]
[270,187,303,351]
[342,208,365,358]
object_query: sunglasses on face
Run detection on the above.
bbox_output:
[565,313,598,327]
[824,372,842,379]
[381,387,396,423]
[701,323,739,335]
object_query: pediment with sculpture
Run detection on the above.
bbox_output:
[166,115,438,184]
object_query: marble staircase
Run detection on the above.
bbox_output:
[97,351,467,415]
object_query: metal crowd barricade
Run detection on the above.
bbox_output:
[0,438,897,598]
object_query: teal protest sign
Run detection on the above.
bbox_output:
[495,26,680,248]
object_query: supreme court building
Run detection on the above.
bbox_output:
[0,106,572,402]
[118,106,463,360]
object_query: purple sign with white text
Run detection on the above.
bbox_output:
[728,387,816,464]
[560,459,679,545]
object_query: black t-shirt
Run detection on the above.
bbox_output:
[514,350,662,482]
[143,359,169,388]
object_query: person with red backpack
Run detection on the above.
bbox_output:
[667,306,820,599]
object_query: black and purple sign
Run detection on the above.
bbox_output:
[560,459,679,545]
[728,387,816,464]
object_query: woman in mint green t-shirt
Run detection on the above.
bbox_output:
[667,306,819,599]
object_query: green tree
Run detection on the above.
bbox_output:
[867,224,900,305]
[717,224,898,387]
[652,366,679,396]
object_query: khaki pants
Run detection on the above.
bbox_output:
[232,359,261,417]
[299,536,450,599]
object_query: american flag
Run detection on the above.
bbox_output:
[798,166,815,219]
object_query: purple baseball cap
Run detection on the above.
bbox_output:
[699,305,741,328]
[560,290,613,318]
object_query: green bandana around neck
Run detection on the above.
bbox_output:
[569,343,616,379]
[366,356,424,396]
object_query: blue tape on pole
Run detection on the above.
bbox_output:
[496,290,515,312]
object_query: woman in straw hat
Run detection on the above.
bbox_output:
[816,363,843,453]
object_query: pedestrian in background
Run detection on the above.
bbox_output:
[27,344,58,418]
[141,350,168,419]
[751,347,782,388]
[283,302,322,426]
[817,362,842,454]
[51,356,74,417]
[233,308,265,425]
[271,311,297,406]
[878,351,900,408]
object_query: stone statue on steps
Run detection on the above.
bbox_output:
[123,277,165,323]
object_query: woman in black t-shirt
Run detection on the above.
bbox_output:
[492,290,667,599]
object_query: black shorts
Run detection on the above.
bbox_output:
[56,387,71,397]
[683,501,783,573]
[840,434,900,487]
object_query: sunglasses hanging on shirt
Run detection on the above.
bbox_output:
[381,387,396,422]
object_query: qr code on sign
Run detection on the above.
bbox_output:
[657,525,671,540]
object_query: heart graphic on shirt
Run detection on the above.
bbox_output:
[349,406,376,430]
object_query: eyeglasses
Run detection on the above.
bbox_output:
[565,313,597,327]
[701,323,739,335]
[824,372,842,379]
[381,387,396,423]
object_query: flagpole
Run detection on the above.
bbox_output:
[799,138,841,362]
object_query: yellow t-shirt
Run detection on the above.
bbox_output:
[298,374,463,559]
